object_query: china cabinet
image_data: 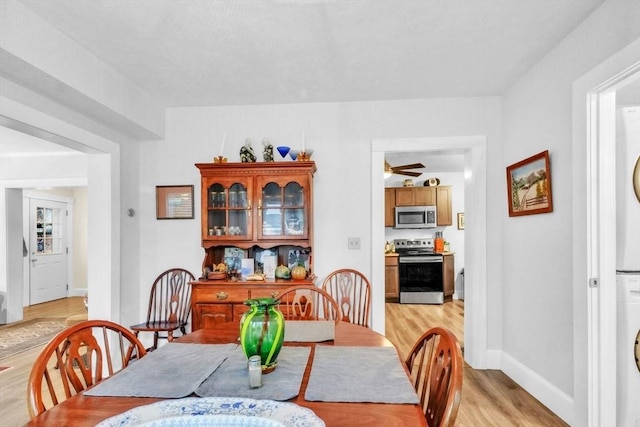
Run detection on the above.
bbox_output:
[192,161,316,329]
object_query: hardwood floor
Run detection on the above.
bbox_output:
[0,297,86,427]
[385,301,569,426]
[0,297,568,426]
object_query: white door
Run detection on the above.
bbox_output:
[29,198,68,304]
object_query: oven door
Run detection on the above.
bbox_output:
[398,255,444,304]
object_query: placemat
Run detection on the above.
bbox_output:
[284,320,335,342]
[85,343,236,398]
[304,346,419,404]
[196,346,311,401]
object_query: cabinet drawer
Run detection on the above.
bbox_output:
[196,304,233,328]
[248,287,283,300]
[194,286,249,303]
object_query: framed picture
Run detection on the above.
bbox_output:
[457,213,465,230]
[506,150,553,217]
[156,185,194,219]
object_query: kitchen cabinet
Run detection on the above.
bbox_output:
[436,186,452,226]
[190,279,314,330]
[385,254,399,301]
[384,188,396,227]
[395,187,435,206]
[443,253,455,301]
[387,186,452,226]
[195,161,316,268]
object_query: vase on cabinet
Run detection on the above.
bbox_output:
[239,297,285,373]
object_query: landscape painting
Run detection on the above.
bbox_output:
[506,150,553,217]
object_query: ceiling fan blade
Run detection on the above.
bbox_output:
[394,170,422,177]
[391,163,425,171]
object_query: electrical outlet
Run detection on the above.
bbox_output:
[348,237,361,250]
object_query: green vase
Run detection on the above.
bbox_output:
[240,297,285,373]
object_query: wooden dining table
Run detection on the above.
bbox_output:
[25,321,426,427]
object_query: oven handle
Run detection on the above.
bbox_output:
[399,256,443,263]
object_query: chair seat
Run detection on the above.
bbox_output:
[130,321,183,332]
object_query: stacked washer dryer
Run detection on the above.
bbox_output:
[616,105,640,427]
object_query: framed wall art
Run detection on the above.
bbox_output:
[506,150,553,217]
[457,212,465,230]
[156,185,194,219]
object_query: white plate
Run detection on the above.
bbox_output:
[96,397,325,427]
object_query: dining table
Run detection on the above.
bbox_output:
[24,321,427,427]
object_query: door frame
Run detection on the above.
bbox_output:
[572,39,640,427]
[22,191,74,305]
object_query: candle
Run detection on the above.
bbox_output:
[302,131,306,152]
[220,133,226,156]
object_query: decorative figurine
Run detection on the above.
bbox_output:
[262,138,274,162]
[240,138,257,162]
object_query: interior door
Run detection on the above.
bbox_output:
[29,198,68,304]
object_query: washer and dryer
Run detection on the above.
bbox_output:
[617,274,640,427]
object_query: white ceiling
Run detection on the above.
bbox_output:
[0,0,619,161]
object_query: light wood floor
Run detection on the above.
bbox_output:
[385,301,568,426]
[0,297,87,427]
[0,297,568,426]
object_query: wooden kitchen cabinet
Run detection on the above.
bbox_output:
[385,255,399,301]
[436,186,452,226]
[443,253,455,301]
[395,187,435,206]
[191,279,314,330]
[384,188,396,227]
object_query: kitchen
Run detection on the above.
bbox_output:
[383,151,466,306]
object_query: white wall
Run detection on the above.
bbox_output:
[500,1,640,424]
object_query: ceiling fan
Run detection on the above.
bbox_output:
[384,160,425,177]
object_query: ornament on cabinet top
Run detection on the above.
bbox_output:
[262,138,274,162]
[240,138,257,162]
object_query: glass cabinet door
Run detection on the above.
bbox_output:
[258,178,307,239]
[205,179,251,240]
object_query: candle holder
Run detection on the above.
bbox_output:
[297,149,313,161]
[213,156,227,163]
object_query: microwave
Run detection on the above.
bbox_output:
[395,205,437,229]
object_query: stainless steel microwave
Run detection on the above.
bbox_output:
[394,205,437,229]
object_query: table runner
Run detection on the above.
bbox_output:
[196,346,311,401]
[304,346,419,404]
[84,343,236,398]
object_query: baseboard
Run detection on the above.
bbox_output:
[68,288,88,297]
[500,351,574,426]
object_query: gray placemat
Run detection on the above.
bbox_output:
[304,346,419,404]
[85,343,237,398]
[196,346,311,401]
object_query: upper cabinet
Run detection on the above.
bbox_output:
[395,187,436,206]
[196,162,316,250]
[385,185,452,226]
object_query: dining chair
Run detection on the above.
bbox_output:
[277,285,341,324]
[27,319,147,418]
[404,326,463,427]
[321,268,372,327]
[130,267,195,350]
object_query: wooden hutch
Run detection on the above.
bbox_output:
[190,161,317,330]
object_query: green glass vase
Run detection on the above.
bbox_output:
[239,297,285,373]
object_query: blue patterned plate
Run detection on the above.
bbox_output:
[96,397,325,427]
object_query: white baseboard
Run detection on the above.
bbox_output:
[500,351,574,426]
[68,288,88,297]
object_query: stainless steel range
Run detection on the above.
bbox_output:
[394,238,444,304]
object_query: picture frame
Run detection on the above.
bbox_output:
[156,185,194,219]
[457,212,465,230]
[506,150,553,217]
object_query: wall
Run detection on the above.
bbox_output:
[500,1,640,423]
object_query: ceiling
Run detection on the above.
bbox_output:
[0,0,616,161]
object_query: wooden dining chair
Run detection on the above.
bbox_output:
[321,268,372,328]
[27,319,147,418]
[277,285,341,324]
[130,267,195,350]
[404,326,463,427]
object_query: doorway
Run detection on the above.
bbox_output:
[371,135,488,368]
